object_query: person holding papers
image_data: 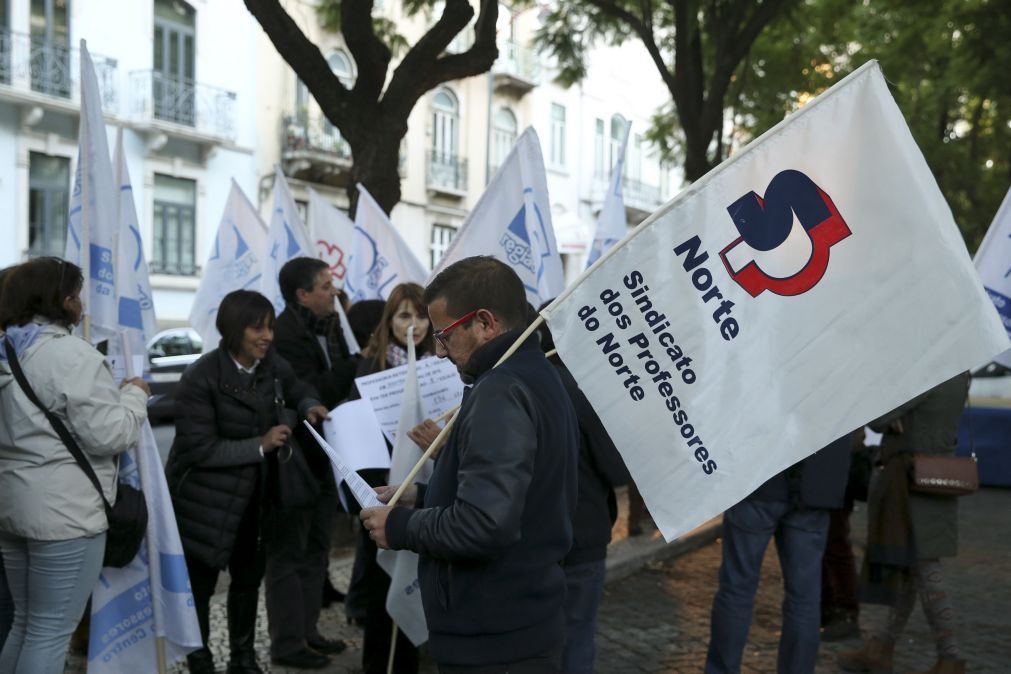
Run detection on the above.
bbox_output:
[0,258,149,674]
[360,257,579,673]
[346,282,434,674]
[165,290,328,674]
[266,257,356,666]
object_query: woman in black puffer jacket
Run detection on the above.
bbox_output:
[165,291,327,674]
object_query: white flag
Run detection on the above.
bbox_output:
[65,40,117,344]
[586,120,631,267]
[261,169,315,314]
[431,128,563,306]
[376,327,429,646]
[973,185,1011,368]
[308,188,354,290]
[346,184,427,302]
[88,423,202,673]
[113,128,157,365]
[190,181,268,351]
[540,61,1009,542]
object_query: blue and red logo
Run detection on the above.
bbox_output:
[719,170,851,297]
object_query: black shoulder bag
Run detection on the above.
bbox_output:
[269,378,321,510]
[4,337,148,568]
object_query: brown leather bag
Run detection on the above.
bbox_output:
[910,454,978,496]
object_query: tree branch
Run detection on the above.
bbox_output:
[341,0,390,103]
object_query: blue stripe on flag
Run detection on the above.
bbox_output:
[985,287,1011,333]
[88,578,153,661]
[159,552,191,593]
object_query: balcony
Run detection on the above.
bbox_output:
[128,70,236,144]
[0,28,117,115]
[427,151,468,197]
[492,40,540,97]
[592,173,665,222]
[281,112,353,186]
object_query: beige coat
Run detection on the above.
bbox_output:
[0,321,148,540]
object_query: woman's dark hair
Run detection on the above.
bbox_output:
[347,299,386,349]
[216,290,275,356]
[364,283,435,369]
[423,256,527,330]
[0,257,83,330]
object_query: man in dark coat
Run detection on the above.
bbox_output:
[705,435,853,674]
[264,257,356,668]
[361,256,579,673]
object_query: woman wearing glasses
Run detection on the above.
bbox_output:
[345,283,434,674]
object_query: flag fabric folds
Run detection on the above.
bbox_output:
[190,180,268,351]
[261,168,315,314]
[586,120,632,267]
[308,188,354,290]
[540,61,1009,542]
[973,185,1011,368]
[430,128,563,306]
[346,184,427,302]
[376,327,430,646]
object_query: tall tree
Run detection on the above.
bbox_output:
[536,0,796,182]
[245,0,498,214]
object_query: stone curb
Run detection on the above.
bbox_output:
[604,515,723,584]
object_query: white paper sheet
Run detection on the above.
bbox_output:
[303,421,382,510]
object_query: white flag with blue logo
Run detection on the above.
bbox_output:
[973,185,1011,368]
[64,40,117,344]
[346,184,427,302]
[88,422,202,673]
[586,120,631,267]
[190,180,268,351]
[113,128,157,364]
[376,326,429,646]
[431,128,563,306]
[262,169,315,313]
[308,188,354,290]
[540,61,1009,542]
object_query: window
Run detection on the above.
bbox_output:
[629,134,643,183]
[152,174,197,275]
[432,88,459,159]
[153,0,196,126]
[492,107,518,171]
[593,118,604,176]
[610,114,627,171]
[327,49,355,88]
[30,0,70,97]
[430,224,455,269]
[28,152,70,257]
[550,103,566,168]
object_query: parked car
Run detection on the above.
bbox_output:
[955,360,1011,487]
[147,328,203,421]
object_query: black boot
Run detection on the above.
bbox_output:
[226,588,263,674]
[186,647,216,674]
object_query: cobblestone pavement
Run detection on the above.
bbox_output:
[66,487,1010,673]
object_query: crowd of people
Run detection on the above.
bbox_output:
[0,254,971,674]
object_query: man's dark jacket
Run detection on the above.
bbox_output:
[165,348,319,569]
[385,331,579,667]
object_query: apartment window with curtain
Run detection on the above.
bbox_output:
[30,0,70,97]
[430,224,455,269]
[593,118,604,176]
[609,114,627,171]
[153,0,196,126]
[28,152,70,257]
[152,174,197,275]
[492,107,518,171]
[550,103,566,168]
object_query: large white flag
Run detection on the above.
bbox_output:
[65,40,117,344]
[88,423,202,673]
[190,181,268,350]
[541,61,1009,542]
[431,128,563,306]
[308,189,354,289]
[346,184,427,302]
[262,169,315,313]
[973,185,1011,368]
[586,120,631,267]
[113,128,157,364]
[376,327,429,646]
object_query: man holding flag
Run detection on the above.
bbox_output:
[361,256,578,672]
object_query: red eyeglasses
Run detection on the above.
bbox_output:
[433,309,478,350]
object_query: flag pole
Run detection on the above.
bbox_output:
[387,623,398,674]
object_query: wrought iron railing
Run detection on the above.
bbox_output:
[129,70,236,140]
[0,27,118,111]
[593,173,664,213]
[493,40,541,86]
[427,151,468,193]
[282,113,352,161]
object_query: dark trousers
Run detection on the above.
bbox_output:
[437,647,563,674]
[187,498,265,662]
[264,478,337,657]
[705,499,829,674]
[0,553,12,648]
[561,560,606,674]
[821,505,859,622]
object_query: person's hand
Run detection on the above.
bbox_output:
[261,425,292,453]
[407,419,446,458]
[306,405,330,425]
[375,484,416,507]
[123,377,151,397]
[360,506,393,549]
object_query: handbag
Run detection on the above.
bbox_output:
[4,338,148,567]
[269,378,320,510]
[910,454,979,496]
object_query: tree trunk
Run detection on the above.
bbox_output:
[347,131,403,216]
